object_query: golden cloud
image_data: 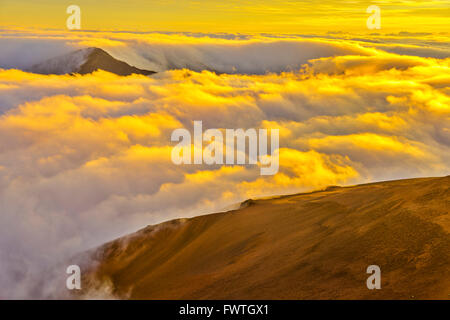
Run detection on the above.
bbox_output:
[0,33,449,298]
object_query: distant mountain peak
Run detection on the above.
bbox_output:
[29,47,155,76]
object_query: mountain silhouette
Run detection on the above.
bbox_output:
[29,47,155,76]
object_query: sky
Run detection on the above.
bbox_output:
[0,0,449,33]
[0,1,449,299]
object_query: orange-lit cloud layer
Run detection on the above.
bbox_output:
[0,29,449,298]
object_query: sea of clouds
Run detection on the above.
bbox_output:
[0,30,449,298]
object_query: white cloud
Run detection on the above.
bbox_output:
[0,30,449,298]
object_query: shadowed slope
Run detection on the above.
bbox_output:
[78,48,155,76]
[29,47,155,76]
[82,176,450,299]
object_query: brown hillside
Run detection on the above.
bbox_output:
[81,176,450,299]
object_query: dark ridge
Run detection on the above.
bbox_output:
[78,47,155,76]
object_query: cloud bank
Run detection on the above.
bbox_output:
[2,29,449,74]
[0,30,449,298]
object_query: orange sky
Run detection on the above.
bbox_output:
[1,0,449,34]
